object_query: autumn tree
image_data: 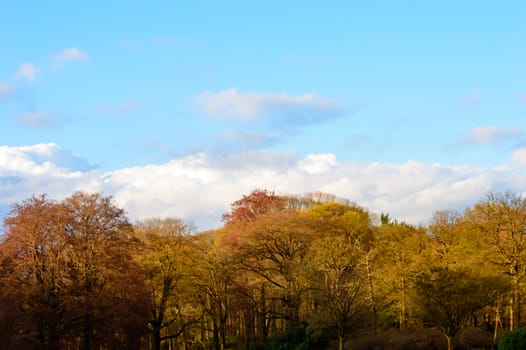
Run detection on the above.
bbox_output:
[236,210,317,331]
[221,189,286,226]
[134,217,199,350]
[191,230,238,350]
[0,195,71,350]
[375,221,428,330]
[427,210,488,271]
[414,267,508,350]
[307,202,382,335]
[0,192,150,350]
[284,192,352,211]
[465,192,526,331]
[309,234,366,350]
[63,192,149,350]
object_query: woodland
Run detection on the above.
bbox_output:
[0,189,525,350]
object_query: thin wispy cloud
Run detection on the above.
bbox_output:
[195,88,344,124]
[17,111,55,128]
[458,92,481,106]
[466,126,521,144]
[52,47,91,63]
[16,63,37,82]
[0,83,14,100]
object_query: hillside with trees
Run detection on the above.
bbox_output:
[1,189,525,350]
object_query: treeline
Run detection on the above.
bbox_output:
[0,189,525,350]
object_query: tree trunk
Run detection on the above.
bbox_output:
[518,292,522,327]
[220,319,226,350]
[244,308,254,350]
[82,304,93,350]
[399,276,406,329]
[212,320,220,350]
[446,335,452,350]
[510,294,514,331]
[152,327,162,350]
[258,285,268,342]
[364,254,378,335]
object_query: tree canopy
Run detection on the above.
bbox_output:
[0,189,523,350]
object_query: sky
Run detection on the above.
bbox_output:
[1,1,525,230]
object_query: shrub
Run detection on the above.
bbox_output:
[251,322,328,350]
[498,329,526,350]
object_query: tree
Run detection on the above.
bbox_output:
[428,210,464,269]
[236,210,317,330]
[191,230,238,350]
[0,195,71,350]
[134,218,198,350]
[465,192,526,331]
[307,202,381,334]
[283,192,352,211]
[222,189,286,226]
[375,221,428,330]
[414,267,507,350]
[0,192,150,350]
[63,192,149,350]
[309,235,366,350]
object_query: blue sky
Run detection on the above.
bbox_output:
[1,1,525,229]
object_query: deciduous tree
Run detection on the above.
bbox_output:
[134,217,198,350]
[0,192,150,350]
[465,192,526,330]
[0,195,70,350]
[414,267,507,350]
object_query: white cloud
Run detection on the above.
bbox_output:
[297,154,339,174]
[0,144,101,214]
[466,126,522,144]
[83,153,526,229]
[17,111,55,128]
[0,83,14,100]
[511,148,526,167]
[52,47,91,62]
[195,88,343,124]
[2,144,526,231]
[16,63,37,82]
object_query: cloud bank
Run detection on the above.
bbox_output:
[1,143,525,231]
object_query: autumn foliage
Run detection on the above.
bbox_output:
[0,189,524,350]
